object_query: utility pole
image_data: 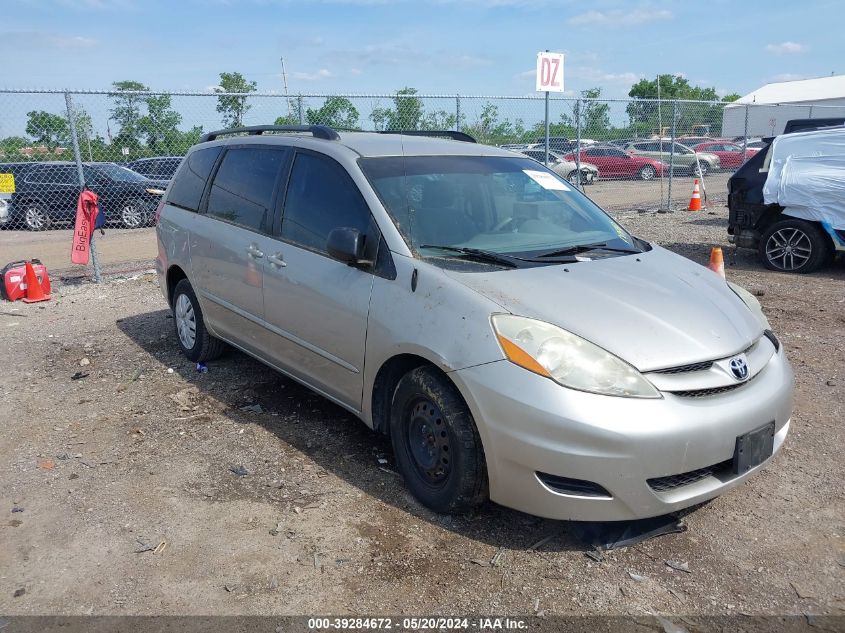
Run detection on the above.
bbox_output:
[280,57,292,117]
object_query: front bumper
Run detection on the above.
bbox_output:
[451,347,793,521]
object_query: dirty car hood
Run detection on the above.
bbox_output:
[444,245,763,371]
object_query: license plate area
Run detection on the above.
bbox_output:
[734,421,775,474]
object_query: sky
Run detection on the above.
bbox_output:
[3,0,843,98]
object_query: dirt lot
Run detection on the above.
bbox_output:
[0,204,843,621]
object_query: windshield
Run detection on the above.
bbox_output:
[85,163,148,183]
[360,155,637,260]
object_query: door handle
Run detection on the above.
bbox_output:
[267,252,287,268]
[246,244,264,259]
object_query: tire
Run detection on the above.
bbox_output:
[172,279,226,362]
[390,366,488,514]
[759,219,830,274]
[691,161,709,177]
[567,170,581,186]
[22,202,51,231]
[119,198,147,229]
[638,165,656,181]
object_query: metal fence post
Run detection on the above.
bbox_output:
[65,91,101,283]
[574,99,582,190]
[668,100,678,211]
[297,95,304,125]
[544,91,550,166]
[455,94,461,132]
[741,104,750,164]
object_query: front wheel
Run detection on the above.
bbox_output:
[172,279,226,362]
[691,161,709,177]
[567,170,581,186]
[390,366,488,514]
[22,202,51,231]
[119,198,148,229]
[759,219,830,274]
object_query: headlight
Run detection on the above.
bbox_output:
[491,315,661,398]
[727,281,771,329]
[145,187,165,195]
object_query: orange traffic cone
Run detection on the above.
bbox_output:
[21,261,51,303]
[688,179,702,211]
[707,247,725,279]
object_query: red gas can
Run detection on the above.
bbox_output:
[1,259,51,302]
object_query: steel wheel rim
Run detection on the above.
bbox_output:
[766,227,812,271]
[641,166,655,180]
[25,206,45,229]
[406,398,451,486]
[175,294,197,349]
[122,202,143,228]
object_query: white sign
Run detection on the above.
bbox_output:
[536,52,565,92]
[121,147,130,156]
[523,170,570,191]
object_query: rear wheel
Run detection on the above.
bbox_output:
[172,279,226,362]
[638,165,656,181]
[759,219,830,274]
[120,198,147,229]
[390,366,488,514]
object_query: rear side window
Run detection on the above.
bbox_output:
[206,147,286,233]
[167,147,222,211]
[281,152,371,253]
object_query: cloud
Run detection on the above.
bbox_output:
[292,68,333,81]
[328,43,492,69]
[572,66,642,85]
[349,68,363,76]
[765,41,806,54]
[568,8,672,28]
[0,31,97,49]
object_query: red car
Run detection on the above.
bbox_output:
[564,145,667,180]
[692,142,758,169]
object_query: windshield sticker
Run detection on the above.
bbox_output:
[523,169,570,191]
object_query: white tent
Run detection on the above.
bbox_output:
[722,75,845,137]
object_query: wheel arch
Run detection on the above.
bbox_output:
[165,264,188,308]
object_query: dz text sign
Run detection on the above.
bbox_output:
[536,52,564,92]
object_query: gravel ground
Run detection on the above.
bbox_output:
[0,204,843,622]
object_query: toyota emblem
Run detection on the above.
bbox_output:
[729,356,749,381]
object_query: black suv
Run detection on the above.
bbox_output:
[126,156,183,181]
[4,161,167,230]
[534,136,577,153]
[728,118,845,273]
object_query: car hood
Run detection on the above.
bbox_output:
[443,245,763,371]
[694,152,720,162]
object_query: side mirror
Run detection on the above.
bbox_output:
[327,227,368,265]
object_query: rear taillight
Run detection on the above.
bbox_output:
[154,199,165,225]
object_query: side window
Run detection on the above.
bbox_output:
[28,165,76,184]
[282,152,372,254]
[167,146,222,211]
[206,147,286,233]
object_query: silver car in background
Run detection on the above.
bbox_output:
[156,125,793,521]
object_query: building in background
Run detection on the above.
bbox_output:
[722,75,845,137]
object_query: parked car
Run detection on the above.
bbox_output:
[625,141,721,176]
[7,161,167,230]
[563,145,668,180]
[676,136,719,147]
[520,149,599,184]
[0,162,37,227]
[127,156,183,181]
[693,142,758,169]
[728,119,845,273]
[533,136,577,153]
[606,138,640,147]
[157,124,793,521]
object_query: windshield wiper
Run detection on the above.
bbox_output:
[537,241,640,258]
[419,245,520,268]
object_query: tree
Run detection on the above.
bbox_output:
[215,72,256,127]
[721,93,741,103]
[25,111,70,147]
[579,88,610,137]
[305,96,360,128]
[420,109,457,131]
[626,74,724,135]
[109,80,149,147]
[369,87,424,130]
[139,94,182,152]
[274,97,304,126]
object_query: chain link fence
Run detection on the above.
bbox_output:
[2,89,844,235]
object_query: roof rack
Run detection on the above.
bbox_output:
[377,130,477,143]
[199,124,340,143]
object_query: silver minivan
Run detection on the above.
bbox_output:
[156,125,793,521]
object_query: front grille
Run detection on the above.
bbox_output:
[536,472,612,498]
[653,360,713,374]
[670,383,745,398]
[647,459,733,492]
